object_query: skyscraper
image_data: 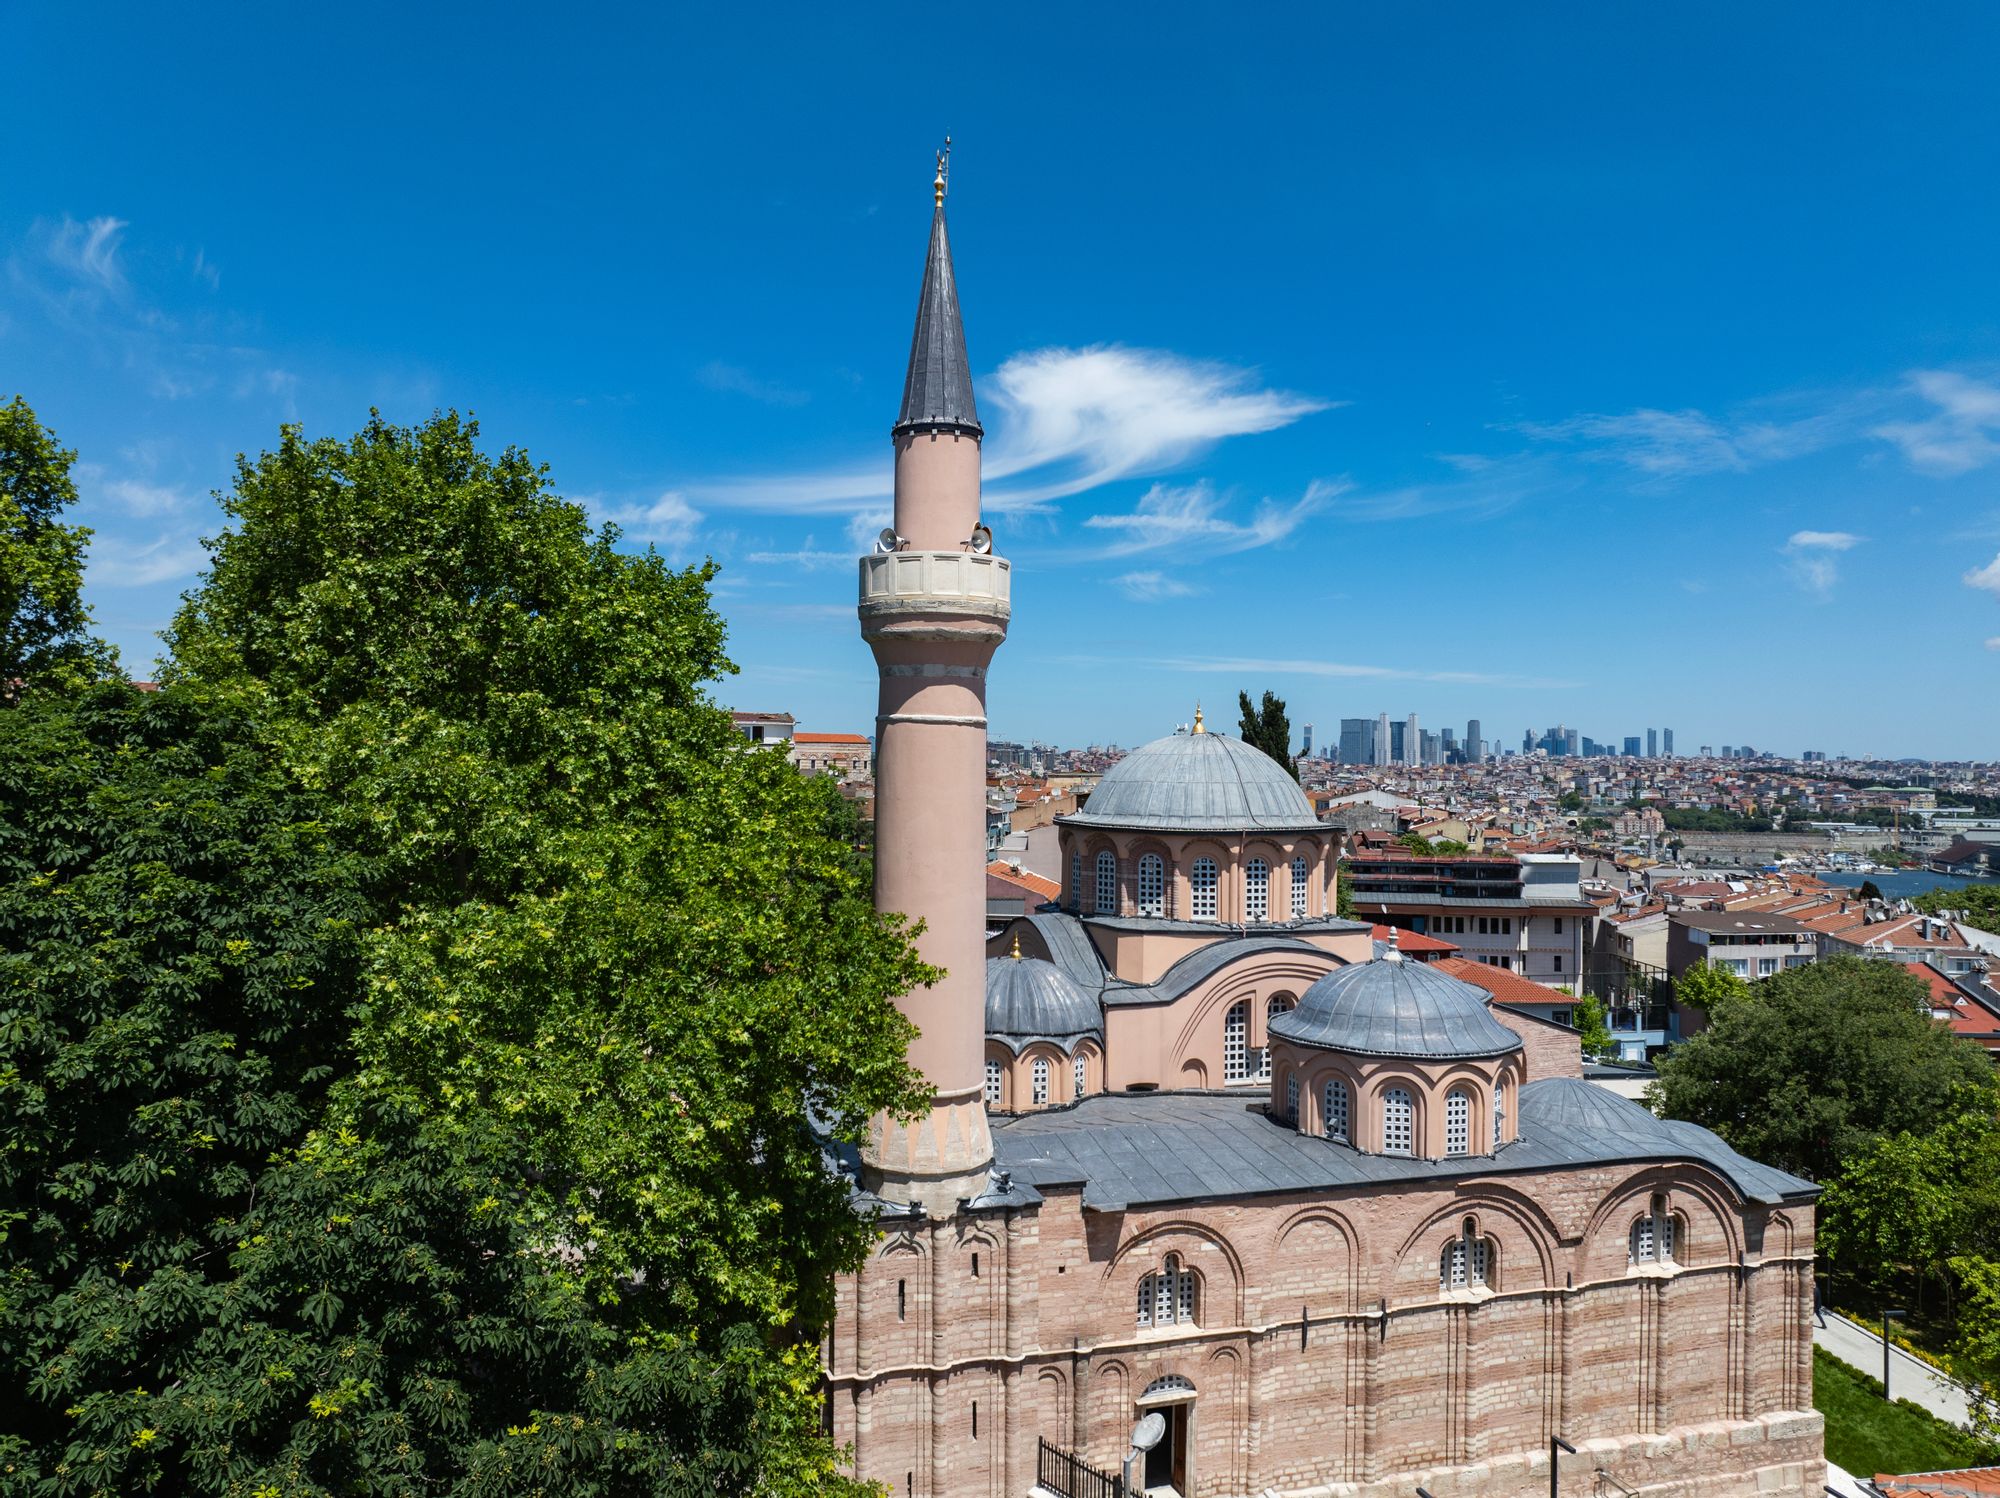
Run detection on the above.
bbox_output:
[1338,718,1373,765]
[1663,727,1674,756]
[1301,722,1314,757]
[1467,718,1482,763]
[1647,728,1658,758]
[1376,712,1391,767]
[1405,713,1420,767]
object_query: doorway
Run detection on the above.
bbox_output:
[1136,1376,1194,1497]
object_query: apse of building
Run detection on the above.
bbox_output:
[829,161,1823,1498]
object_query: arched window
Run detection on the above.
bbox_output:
[1190,858,1219,920]
[1245,858,1270,921]
[1285,1074,1300,1122]
[1257,994,1295,1080]
[1031,1057,1050,1106]
[1137,854,1165,917]
[1445,1088,1471,1157]
[1383,1087,1415,1156]
[1323,1078,1350,1142]
[1136,1253,1200,1329]
[1070,850,1082,911]
[1073,1050,1089,1099]
[984,1057,1003,1107]
[1094,851,1118,915]
[1291,855,1310,917]
[1223,1000,1249,1082]
[1630,1194,1678,1264]
[1439,1216,1492,1291]
[1493,1081,1508,1147]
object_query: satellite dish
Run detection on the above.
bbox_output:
[875,527,902,555]
[969,523,994,555]
[1131,1412,1167,1454]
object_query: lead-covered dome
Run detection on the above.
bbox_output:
[986,955,1103,1053]
[1064,727,1322,832]
[1272,956,1523,1059]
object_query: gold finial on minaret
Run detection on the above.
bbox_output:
[1010,930,1023,960]
[934,136,951,207]
[1192,702,1207,734]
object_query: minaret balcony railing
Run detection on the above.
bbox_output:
[857,549,1011,617]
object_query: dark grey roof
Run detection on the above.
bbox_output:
[986,955,1102,1052]
[1024,912,1109,993]
[1271,957,1524,1059]
[1101,934,1332,1007]
[1061,730,1323,832]
[892,204,980,437]
[989,1080,1816,1212]
[1670,910,1811,935]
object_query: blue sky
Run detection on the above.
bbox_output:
[8,4,2000,758]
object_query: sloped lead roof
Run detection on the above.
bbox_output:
[986,955,1103,1051]
[893,204,981,437]
[1063,731,1323,832]
[1271,957,1524,1059]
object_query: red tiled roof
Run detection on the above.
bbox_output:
[1372,924,1459,956]
[1435,956,1573,1008]
[794,732,870,745]
[1875,1467,2000,1498]
[987,861,1060,901]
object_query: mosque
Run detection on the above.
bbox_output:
[825,158,1824,1498]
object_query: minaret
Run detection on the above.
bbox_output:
[856,147,1009,1213]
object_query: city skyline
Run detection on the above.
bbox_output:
[9,5,2000,757]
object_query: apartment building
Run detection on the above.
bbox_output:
[1345,849,1591,983]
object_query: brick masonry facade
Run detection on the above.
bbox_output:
[824,1162,1817,1498]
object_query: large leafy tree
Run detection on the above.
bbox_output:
[1650,955,1998,1181]
[161,411,929,1489]
[1236,688,1296,781]
[0,396,114,697]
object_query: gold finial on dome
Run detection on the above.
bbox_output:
[1192,702,1206,734]
[1010,930,1023,960]
[934,136,951,207]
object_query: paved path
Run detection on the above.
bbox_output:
[1814,1310,1973,1427]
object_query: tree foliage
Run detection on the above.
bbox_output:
[0,396,114,697]
[1673,960,1751,1016]
[1819,1113,2000,1296]
[1649,956,1998,1181]
[1570,994,1615,1058]
[1236,689,1297,781]
[1916,884,2000,931]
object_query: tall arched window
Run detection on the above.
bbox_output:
[1223,1000,1249,1082]
[1323,1078,1350,1142]
[1445,1088,1471,1157]
[1493,1081,1508,1147]
[1031,1057,1050,1106]
[1137,854,1165,917]
[1286,1074,1300,1122]
[1383,1087,1415,1156]
[1245,858,1270,921]
[984,1057,1003,1107]
[1257,994,1295,1080]
[1190,858,1219,920]
[1291,855,1310,917]
[1094,851,1118,915]
[1630,1194,1678,1264]
[1070,850,1082,911]
[1073,1050,1089,1099]
[1439,1216,1492,1291]
[1136,1254,1200,1329]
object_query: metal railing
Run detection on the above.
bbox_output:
[1037,1436,1126,1498]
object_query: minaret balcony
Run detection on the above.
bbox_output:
[857,549,1011,621]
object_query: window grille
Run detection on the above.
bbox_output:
[1291,856,1309,917]
[1258,995,1294,1080]
[1223,1000,1248,1082]
[1190,858,1218,920]
[1324,1079,1350,1141]
[1383,1087,1414,1155]
[1286,1075,1300,1122]
[1031,1057,1050,1106]
[984,1058,1002,1107]
[1440,1218,1490,1290]
[1070,851,1081,910]
[1137,1255,1199,1329]
[1073,1051,1088,1098]
[1137,854,1165,916]
[1245,858,1269,921]
[1445,1089,1471,1156]
[1630,1194,1677,1264]
[1094,851,1118,915]
[1493,1083,1506,1145]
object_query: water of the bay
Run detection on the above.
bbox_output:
[1820,870,2000,901]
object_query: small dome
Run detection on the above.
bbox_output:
[1271,957,1523,1059]
[1064,729,1321,832]
[986,955,1103,1051]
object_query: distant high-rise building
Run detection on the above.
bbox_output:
[1405,713,1420,767]
[1624,736,1643,756]
[1523,729,1535,755]
[1421,729,1441,765]
[1721,745,1734,758]
[1301,722,1313,757]
[1338,718,1373,765]
[1377,712,1391,767]
[1564,728,1581,757]
[1662,727,1674,756]
[1647,728,1658,758]
[1467,718,1483,763]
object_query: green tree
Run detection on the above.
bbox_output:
[1236,688,1297,781]
[1570,994,1615,1058]
[1858,879,1885,902]
[1335,863,1356,920]
[0,395,114,696]
[1558,790,1582,811]
[1916,884,2000,930]
[155,411,931,1491]
[1948,1255,2000,1439]
[1673,960,1751,1016]
[1818,1113,2000,1298]
[1650,956,1998,1181]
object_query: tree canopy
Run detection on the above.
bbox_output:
[1650,955,1998,1181]
[1236,689,1297,781]
[0,396,114,696]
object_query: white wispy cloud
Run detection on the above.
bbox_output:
[1965,551,2000,598]
[683,345,1326,516]
[1783,529,1864,597]
[87,531,207,587]
[1083,478,1341,558]
[1128,654,1583,690]
[744,534,851,569]
[697,360,809,408]
[598,490,703,549]
[1875,372,2000,475]
[1112,570,1201,601]
[1515,405,1845,476]
[102,478,196,517]
[44,215,129,293]
[1986,637,2000,652]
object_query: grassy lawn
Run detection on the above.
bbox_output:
[1815,1348,1995,1477]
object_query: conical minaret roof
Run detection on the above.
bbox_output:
[892,195,981,438]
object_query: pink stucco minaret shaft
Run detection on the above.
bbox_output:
[856,156,1010,1213]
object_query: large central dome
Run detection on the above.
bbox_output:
[1065,726,1322,832]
